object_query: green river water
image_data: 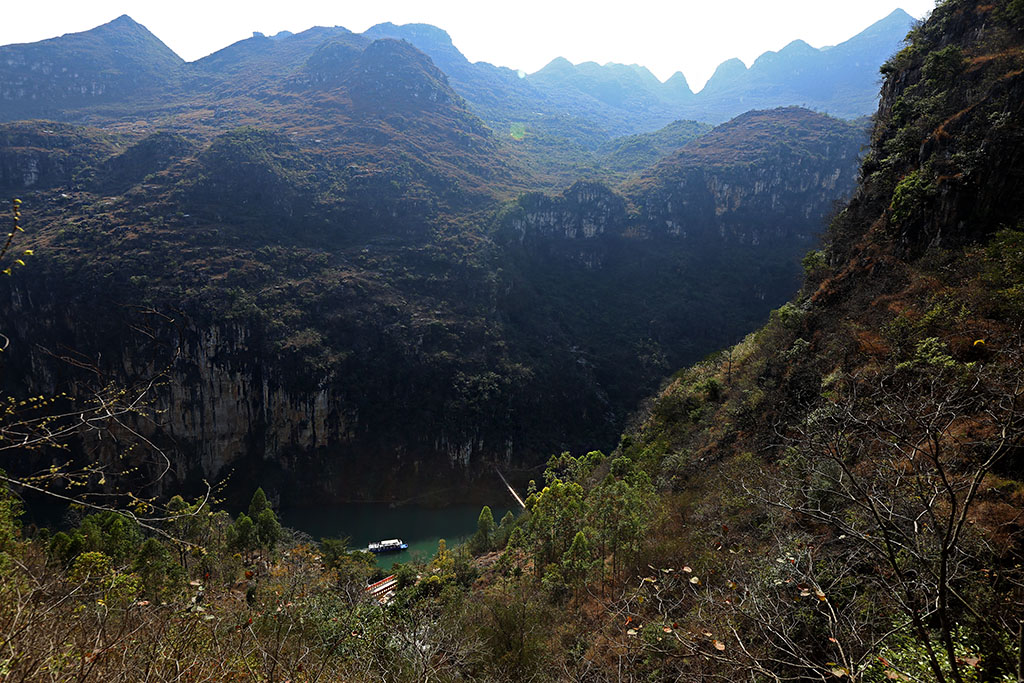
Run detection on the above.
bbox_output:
[280,503,512,569]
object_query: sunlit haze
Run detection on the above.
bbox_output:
[2,0,936,91]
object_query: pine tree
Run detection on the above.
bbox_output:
[470,505,495,554]
[561,530,593,600]
[233,513,255,553]
[255,508,281,556]
[248,488,269,520]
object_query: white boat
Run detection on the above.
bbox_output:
[367,538,409,553]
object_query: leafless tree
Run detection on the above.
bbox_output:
[753,338,1024,682]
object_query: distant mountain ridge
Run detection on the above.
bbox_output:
[0,13,873,502]
[0,15,184,117]
[693,9,917,119]
[366,9,916,132]
[0,9,914,142]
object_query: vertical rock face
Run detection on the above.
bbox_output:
[1,272,530,504]
[502,108,865,255]
[638,153,856,244]
[0,124,115,189]
[632,108,864,244]
[504,181,628,242]
[832,0,1024,261]
[1,296,362,502]
[155,324,349,486]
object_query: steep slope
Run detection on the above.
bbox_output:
[0,102,863,506]
[364,13,909,142]
[1,3,1020,681]
[629,107,865,243]
[0,15,184,120]
[545,1,1024,680]
[492,108,864,453]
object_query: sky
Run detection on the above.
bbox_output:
[1,0,937,91]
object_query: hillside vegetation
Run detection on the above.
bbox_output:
[0,14,865,503]
[1,0,1022,681]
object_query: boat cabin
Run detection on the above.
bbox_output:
[368,538,409,553]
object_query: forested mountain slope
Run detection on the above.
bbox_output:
[0,1,1022,681]
[0,104,862,504]
[364,9,914,139]
[0,5,872,505]
[1,10,906,168]
[534,1,1024,679]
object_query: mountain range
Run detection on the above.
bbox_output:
[2,0,1023,680]
[0,9,914,137]
[0,11,882,502]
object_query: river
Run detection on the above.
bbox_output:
[280,503,511,569]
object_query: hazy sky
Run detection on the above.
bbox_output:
[2,1,936,90]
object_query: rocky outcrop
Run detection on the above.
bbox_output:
[501,108,864,257]
[0,123,114,189]
[346,39,459,113]
[831,0,1024,261]
[637,152,855,244]
[503,181,628,242]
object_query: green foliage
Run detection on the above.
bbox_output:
[318,536,351,569]
[769,302,806,329]
[982,228,1024,320]
[255,508,282,551]
[469,505,495,554]
[890,168,936,226]
[698,377,723,402]
[540,562,569,602]
[0,477,21,572]
[493,510,517,549]
[862,623,1009,683]
[895,336,959,372]
[543,450,604,485]
[69,548,145,608]
[801,249,827,279]
[524,479,586,570]
[248,487,269,520]
[45,511,143,568]
[475,584,554,679]
[922,45,966,85]
[319,537,376,586]
[560,530,596,599]
[393,561,419,589]
[1009,0,1024,22]
[231,513,255,552]
[432,538,454,576]
[132,537,182,598]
